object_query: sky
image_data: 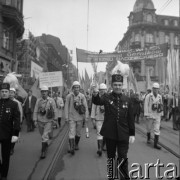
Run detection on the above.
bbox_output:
[23,0,179,78]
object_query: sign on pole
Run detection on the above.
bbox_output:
[39,71,63,88]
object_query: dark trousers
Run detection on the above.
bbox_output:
[0,139,11,178]
[106,138,129,180]
[25,111,34,131]
[172,108,178,129]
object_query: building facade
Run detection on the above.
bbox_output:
[0,0,24,79]
[114,0,180,90]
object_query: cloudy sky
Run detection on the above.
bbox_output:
[23,0,179,77]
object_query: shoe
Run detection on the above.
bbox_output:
[40,142,48,159]
[154,135,161,150]
[10,149,14,155]
[97,140,103,156]
[147,133,151,144]
[75,136,80,150]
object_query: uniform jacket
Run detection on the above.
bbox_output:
[65,92,88,121]
[144,92,163,119]
[91,103,105,121]
[92,92,135,142]
[33,97,58,123]
[23,95,37,114]
[54,97,64,117]
[0,98,21,140]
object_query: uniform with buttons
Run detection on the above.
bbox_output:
[0,83,20,179]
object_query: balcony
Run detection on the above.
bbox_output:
[2,4,24,37]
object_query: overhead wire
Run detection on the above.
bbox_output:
[158,0,171,12]
[158,0,173,14]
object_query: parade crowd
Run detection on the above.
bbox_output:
[0,69,180,179]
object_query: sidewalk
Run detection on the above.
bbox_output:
[7,118,67,180]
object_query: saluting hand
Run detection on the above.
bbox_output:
[129,136,135,143]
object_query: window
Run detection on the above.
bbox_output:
[135,34,140,42]
[165,35,170,43]
[164,19,169,26]
[146,33,153,43]
[174,36,179,45]
[17,0,22,12]
[174,20,178,26]
[3,30,10,50]
[147,14,153,22]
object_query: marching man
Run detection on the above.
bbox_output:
[64,81,88,155]
[92,61,135,180]
[33,86,57,159]
[91,83,107,156]
[144,82,163,150]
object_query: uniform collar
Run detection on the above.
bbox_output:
[112,91,122,98]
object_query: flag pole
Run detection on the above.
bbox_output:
[178,0,180,179]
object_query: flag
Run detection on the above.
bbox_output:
[146,67,152,90]
[175,49,179,93]
[128,68,138,92]
[166,49,173,93]
[84,69,90,93]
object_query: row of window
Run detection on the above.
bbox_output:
[130,13,179,27]
[134,33,179,44]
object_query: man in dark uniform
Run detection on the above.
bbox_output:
[0,83,20,180]
[92,64,135,180]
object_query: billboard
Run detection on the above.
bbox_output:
[31,61,43,79]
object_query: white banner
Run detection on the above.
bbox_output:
[31,61,43,79]
[39,71,63,88]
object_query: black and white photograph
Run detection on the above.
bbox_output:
[0,0,180,179]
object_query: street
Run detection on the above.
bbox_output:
[6,117,179,180]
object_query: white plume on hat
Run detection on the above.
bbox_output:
[3,72,21,89]
[111,61,130,77]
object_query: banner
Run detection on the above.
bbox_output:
[39,71,63,88]
[76,43,168,63]
[31,61,43,79]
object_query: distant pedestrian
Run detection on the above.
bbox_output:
[169,92,180,130]
[33,86,57,159]
[144,83,163,149]
[53,92,64,128]
[64,81,88,155]
[0,83,20,179]
[23,89,37,132]
[9,88,23,155]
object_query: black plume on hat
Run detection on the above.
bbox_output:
[0,83,10,90]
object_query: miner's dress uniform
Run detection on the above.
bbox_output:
[92,91,134,179]
[0,98,20,178]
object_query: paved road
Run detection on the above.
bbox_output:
[53,122,179,180]
[5,117,180,180]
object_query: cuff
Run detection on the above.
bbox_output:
[129,129,135,136]
[13,130,20,136]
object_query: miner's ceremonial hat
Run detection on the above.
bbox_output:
[112,74,123,83]
[0,83,10,90]
[111,61,130,83]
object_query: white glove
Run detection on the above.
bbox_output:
[11,136,19,143]
[129,136,135,143]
